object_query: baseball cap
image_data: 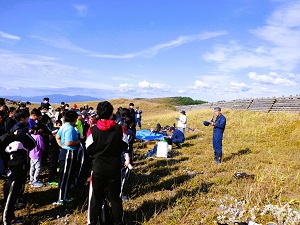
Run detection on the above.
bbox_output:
[5,141,26,153]
[169,126,175,131]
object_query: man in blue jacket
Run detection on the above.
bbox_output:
[210,107,226,164]
[169,126,185,148]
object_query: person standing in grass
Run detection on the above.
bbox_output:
[86,101,129,225]
[128,103,136,134]
[134,106,142,129]
[210,107,226,164]
[47,127,60,186]
[177,110,187,133]
[53,110,81,205]
[29,123,45,187]
[3,109,36,225]
[5,107,17,132]
[28,108,42,134]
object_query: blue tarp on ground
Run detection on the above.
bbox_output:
[136,130,164,141]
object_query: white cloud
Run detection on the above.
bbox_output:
[267,1,300,27]
[90,31,227,59]
[32,31,227,60]
[0,31,21,40]
[118,83,134,92]
[117,81,170,96]
[192,80,211,89]
[31,35,93,54]
[203,42,279,71]
[203,1,300,72]
[248,72,297,86]
[138,81,166,89]
[228,82,251,92]
[0,49,113,89]
[178,89,187,94]
[73,4,88,17]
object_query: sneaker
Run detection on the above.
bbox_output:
[31,182,43,187]
[175,143,182,149]
[14,198,25,208]
[48,181,58,186]
[63,198,74,203]
[53,199,64,205]
[6,170,12,177]
[122,196,129,202]
[14,202,25,208]
[11,219,23,224]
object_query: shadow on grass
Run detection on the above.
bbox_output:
[20,185,89,224]
[125,181,214,224]
[127,173,193,199]
[131,160,147,168]
[223,148,252,162]
[185,134,199,140]
[127,157,190,198]
[181,142,194,148]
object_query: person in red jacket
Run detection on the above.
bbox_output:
[86,101,129,225]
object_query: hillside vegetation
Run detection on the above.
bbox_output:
[1,98,299,224]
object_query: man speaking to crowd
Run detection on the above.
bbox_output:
[210,107,226,164]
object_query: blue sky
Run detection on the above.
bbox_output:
[1,0,300,102]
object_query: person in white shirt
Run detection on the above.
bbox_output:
[177,110,187,133]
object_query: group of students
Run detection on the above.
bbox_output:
[0,97,141,225]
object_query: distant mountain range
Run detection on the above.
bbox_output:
[1,94,103,104]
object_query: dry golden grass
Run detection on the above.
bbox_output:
[1,100,300,224]
[122,108,300,225]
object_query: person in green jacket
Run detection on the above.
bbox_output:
[76,111,84,139]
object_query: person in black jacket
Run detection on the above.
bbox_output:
[3,109,36,225]
[47,127,60,186]
[86,101,129,225]
[5,107,17,132]
[10,109,36,151]
[0,107,16,176]
[3,142,28,225]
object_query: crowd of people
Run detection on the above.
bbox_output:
[0,96,226,224]
[0,97,145,225]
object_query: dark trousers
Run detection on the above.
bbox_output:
[213,131,223,162]
[58,149,78,200]
[48,148,59,182]
[87,171,124,225]
[135,118,141,128]
[3,171,26,225]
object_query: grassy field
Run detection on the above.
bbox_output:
[1,99,299,224]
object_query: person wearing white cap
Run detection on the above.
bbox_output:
[3,142,29,225]
[177,110,187,133]
[3,109,36,225]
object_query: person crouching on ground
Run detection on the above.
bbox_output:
[86,101,129,225]
[169,126,185,149]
